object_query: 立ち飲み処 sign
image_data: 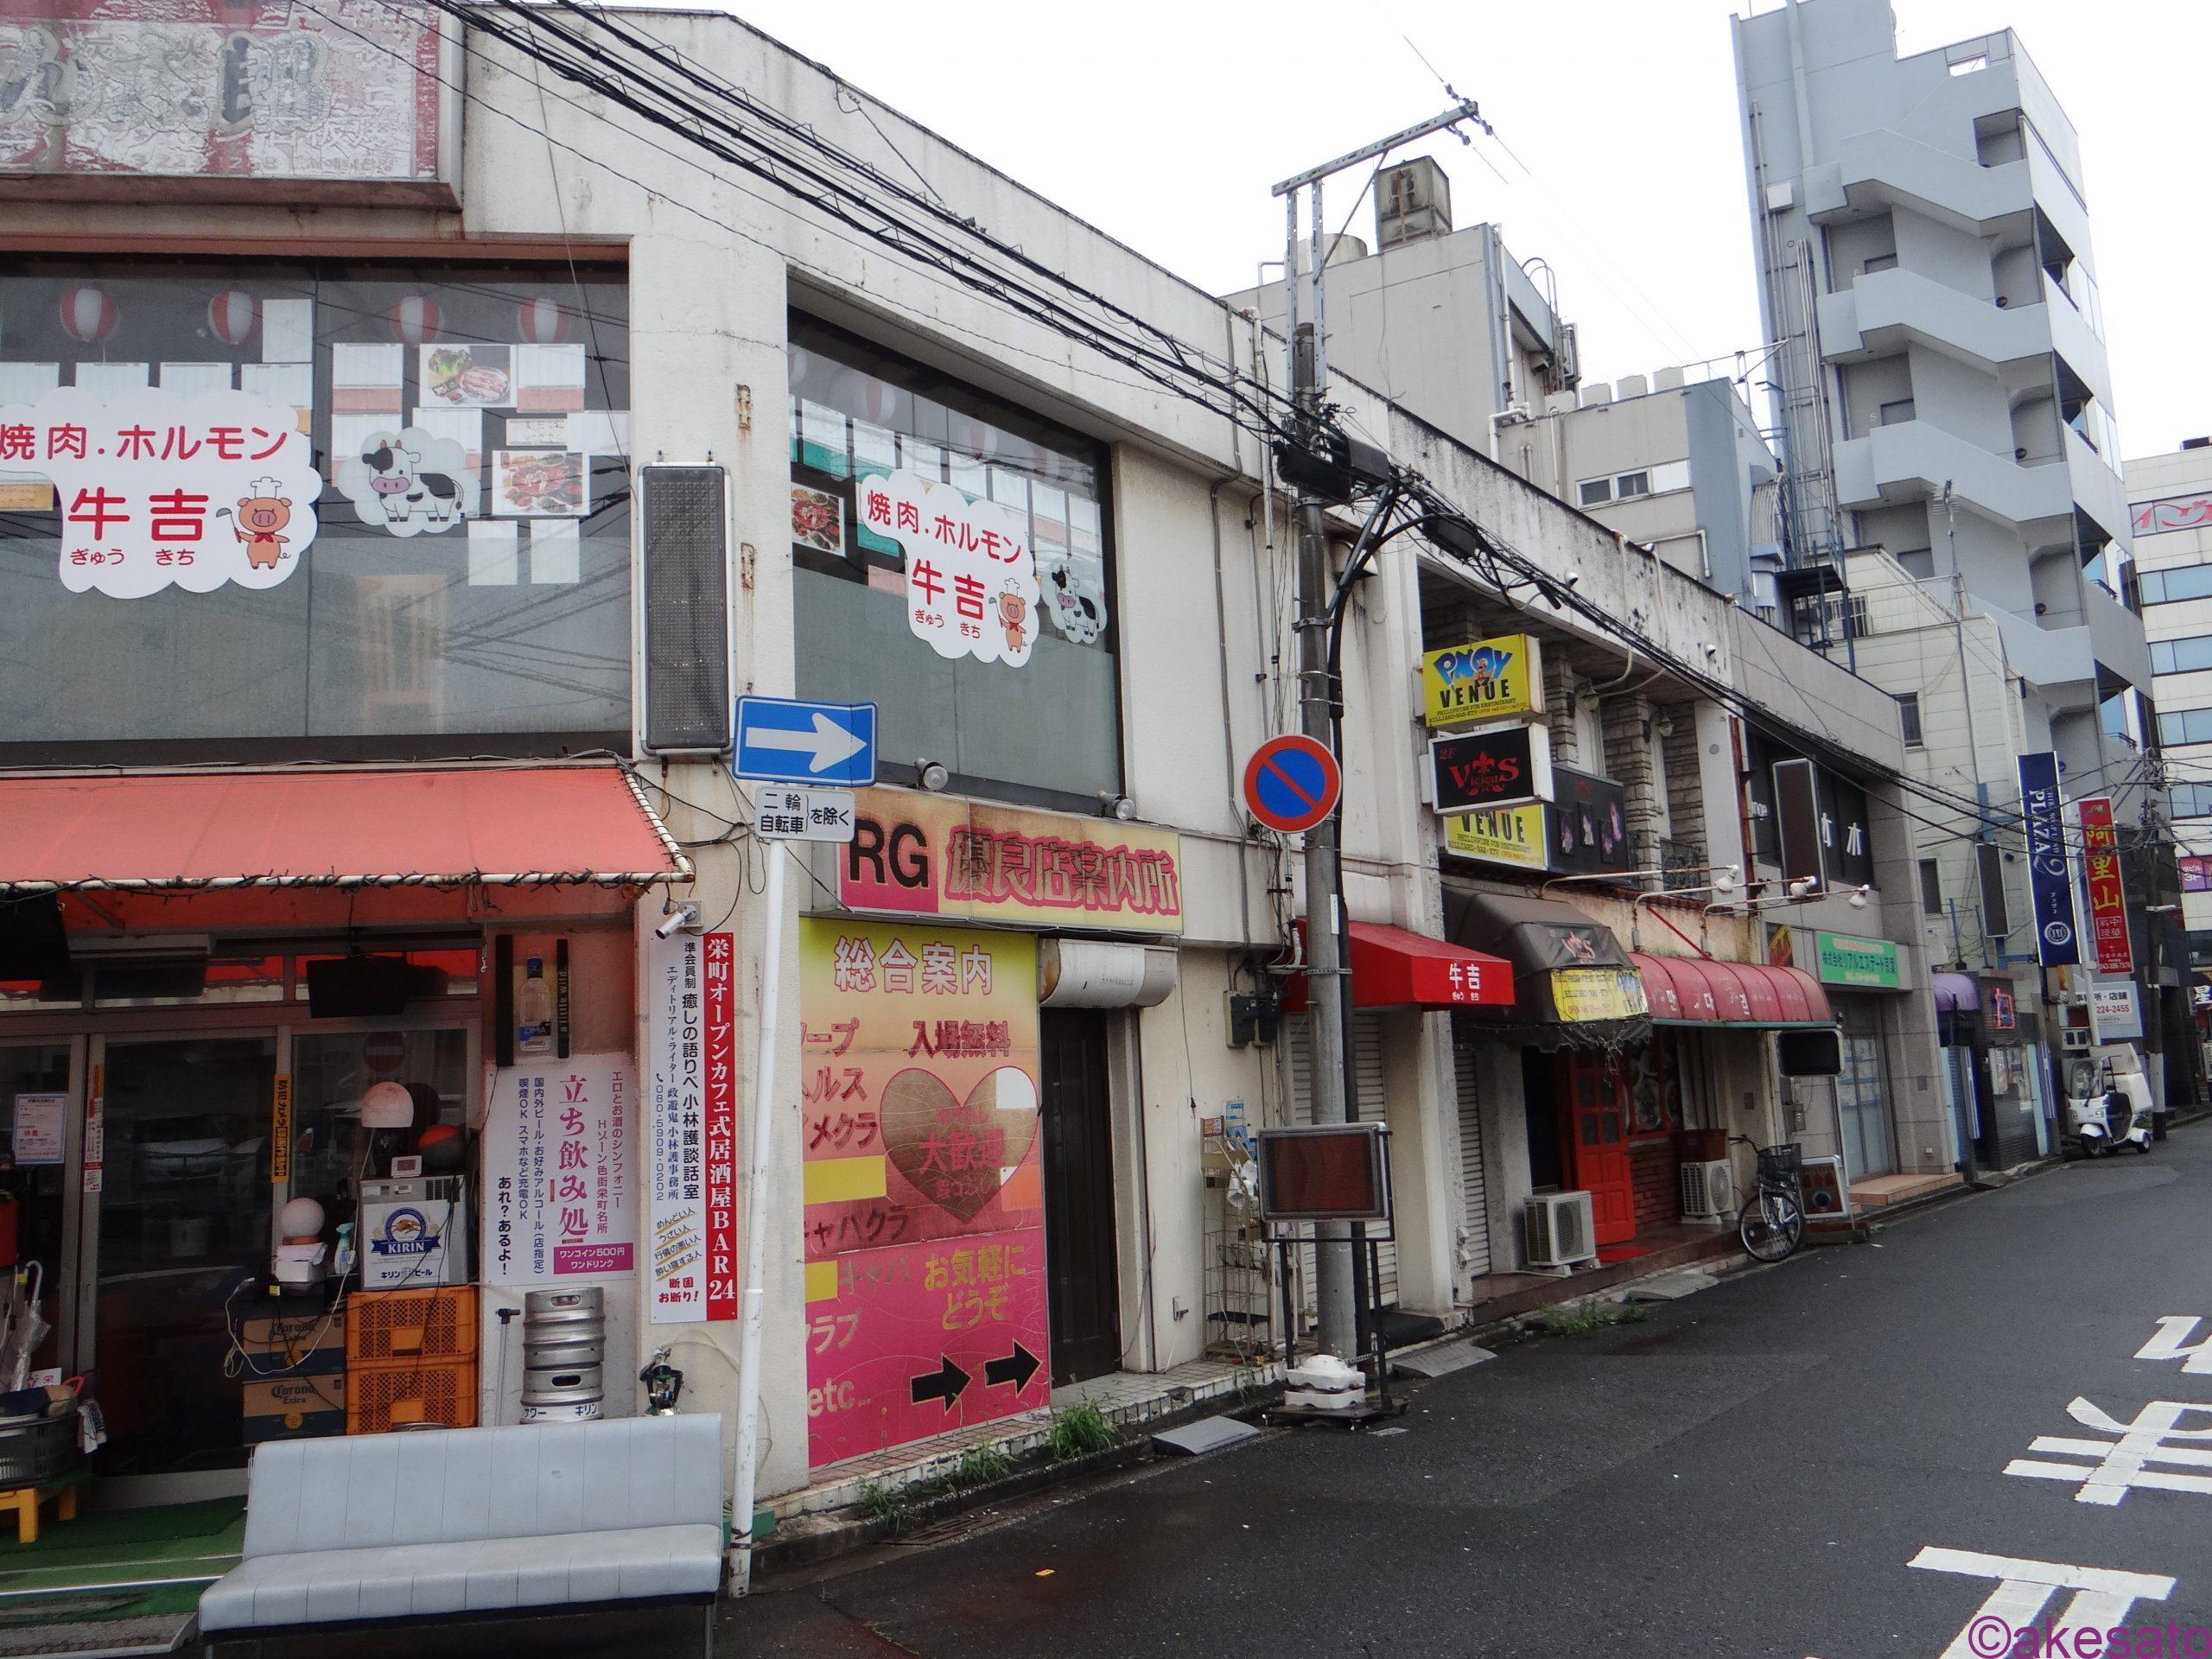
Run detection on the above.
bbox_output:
[1,387,321,596]
[481,1053,634,1284]
[799,919,1047,1466]
[859,470,1039,668]
[841,789,1184,934]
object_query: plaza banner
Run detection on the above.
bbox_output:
[2017,753,2080,967]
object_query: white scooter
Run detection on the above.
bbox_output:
[2066,1058,2154,1157]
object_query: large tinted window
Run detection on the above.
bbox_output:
[0,258,630,760]
[787,315,1118,807]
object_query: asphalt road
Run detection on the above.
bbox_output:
[735,1122,2212,1659]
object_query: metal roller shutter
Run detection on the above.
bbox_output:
[1286,1011,1395,1307]
[1453,1031,1492,1278]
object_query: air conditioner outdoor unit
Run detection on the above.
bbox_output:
[1680,1159,1736,1221]
[1524,1192,1598,1270]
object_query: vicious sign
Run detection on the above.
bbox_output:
[1429,722,1554,817]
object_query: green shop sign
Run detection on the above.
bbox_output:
[1815,931,1902,989]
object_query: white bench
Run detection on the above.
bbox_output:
[199,1414,725,1656]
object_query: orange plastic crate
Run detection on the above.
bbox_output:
[346,1356,479,1434]
[346,1287,478,1364]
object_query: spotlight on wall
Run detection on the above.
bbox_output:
[1713,864,1739,894]
[1787,875,1819,897]
[1847,883,1872,911]
[917,758,951,791]
[1099,793,1139,822]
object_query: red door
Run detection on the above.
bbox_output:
[1564,1055,1636,1247]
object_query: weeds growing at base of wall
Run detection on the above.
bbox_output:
[1046,1401,1118,1461]
[944,1446,1016,1490]
[1536,1296,1651,1338]
[855,1478,910,1528]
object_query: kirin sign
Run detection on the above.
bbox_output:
[0,386,321,598]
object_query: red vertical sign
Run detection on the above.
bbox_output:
[702,931,739,1322]
[2076,798,2134,975]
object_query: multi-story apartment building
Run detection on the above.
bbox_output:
[2126,442,2212,1022]
[1732,0,2158,1127]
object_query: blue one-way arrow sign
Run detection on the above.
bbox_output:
[733,696,877,786]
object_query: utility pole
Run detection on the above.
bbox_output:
[1274,101,1483,1363]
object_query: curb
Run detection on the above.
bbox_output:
[750,1387,1278,1579]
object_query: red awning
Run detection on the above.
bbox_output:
[0,765,690,893]
[1632,953,1832,1027]
[1287,921,1516,1012]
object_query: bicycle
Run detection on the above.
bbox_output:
[1728,1136,1806,1263]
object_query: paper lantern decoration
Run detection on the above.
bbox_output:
[388,294,441,345]
[517,298,567,343]
[207,289,259,347]
[59,287,118,345]
[854,375,898,428]
[360,1080,415,1128]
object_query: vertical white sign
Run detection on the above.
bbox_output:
[480,1053,634,1285]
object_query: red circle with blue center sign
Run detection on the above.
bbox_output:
[1242,734,1342,834]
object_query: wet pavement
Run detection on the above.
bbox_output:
[732,1122,2212,1657]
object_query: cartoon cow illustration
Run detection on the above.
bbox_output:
[359,439,463,529]
[220,480,294,569]
[1046,561,1104,645]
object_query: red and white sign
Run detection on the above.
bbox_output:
[2076,796,2133,976]
[645,931,738,1324]
[860,469,1039,667]
[702,931,739,1322]
[0,386,321,598]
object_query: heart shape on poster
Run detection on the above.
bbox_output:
[878,1065,1039,1223]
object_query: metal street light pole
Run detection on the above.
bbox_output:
[1272,101,1483,1363]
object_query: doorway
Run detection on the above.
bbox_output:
[1039,1009,1121,1388]
[92,1034,276,1479]
[1834,1011,1897,1179]
[0,1041,76,1384]
[1561,1052,1635,1248]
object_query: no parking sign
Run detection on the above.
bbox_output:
[1242,735,1341,835]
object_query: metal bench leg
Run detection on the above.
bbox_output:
[703,1601,716,1659]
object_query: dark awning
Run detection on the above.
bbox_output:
[1444,889,1648,1034]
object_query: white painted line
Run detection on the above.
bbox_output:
[2137,1315,2212,1374]
[1910,1547,2176,1659]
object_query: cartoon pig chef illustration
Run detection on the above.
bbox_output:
[219,479,295,570]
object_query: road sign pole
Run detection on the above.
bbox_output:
[1287,181,1358,1368]
[728,844,785,1597]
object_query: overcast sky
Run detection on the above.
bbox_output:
[719,0,2209,461]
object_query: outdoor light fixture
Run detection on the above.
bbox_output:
[1099,793,1138,822]
[916,758,951,791]
[1847,884,1872,910]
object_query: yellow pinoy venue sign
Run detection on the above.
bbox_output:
[1445,804,1547,869]
[1423,634,1544,728]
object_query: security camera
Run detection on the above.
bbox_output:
[655,902,701,940]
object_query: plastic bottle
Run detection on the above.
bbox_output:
[518,957,555,1056]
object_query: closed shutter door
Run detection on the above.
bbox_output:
[1286,1012,1395,1307]
[1453,1032,1492,1278]
[1282,1013,1397,1309]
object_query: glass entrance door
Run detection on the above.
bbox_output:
[0,1042,76,1381]
[92,1035,276,1478]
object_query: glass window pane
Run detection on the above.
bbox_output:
[787,313,1118,803]
[0,259,632,757]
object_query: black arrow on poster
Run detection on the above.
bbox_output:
[910,1356,970,1411]
[983,1341,1041,1395]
